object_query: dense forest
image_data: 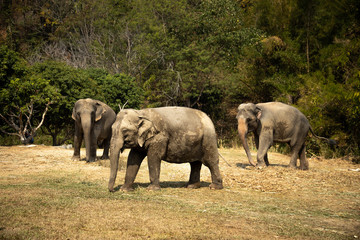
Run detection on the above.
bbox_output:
[0,0,359,159]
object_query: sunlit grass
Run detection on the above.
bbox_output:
[0,146,359,239]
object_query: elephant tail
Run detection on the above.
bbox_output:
[219,153,232,167]
[309,126,337,146]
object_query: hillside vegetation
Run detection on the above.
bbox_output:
[1,0,359,157]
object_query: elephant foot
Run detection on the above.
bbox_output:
[299,165,309,170]
[256,165,267,170]
[86,158,96,163]
[256,162,267,169]
[288,164,297,169]
[209,183,223,190]
[120,185,134,192]
[187,182,201,189]
[72,155,81,161]
[100,155,109,160]
[147,184,161,191]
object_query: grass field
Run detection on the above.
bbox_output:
[0,145,359,239]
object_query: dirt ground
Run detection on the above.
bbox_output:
[0,145,359,239]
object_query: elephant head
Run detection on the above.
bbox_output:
[108,109,157,192]
[236,103,262,167]
[72,98,107,161]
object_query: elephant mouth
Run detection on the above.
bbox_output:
[123,140,137,148]
[247,120,258,132]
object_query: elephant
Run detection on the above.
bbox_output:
[108,107,223,192]
[236,102,336,170]
[72,98,116,162]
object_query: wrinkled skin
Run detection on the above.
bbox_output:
[108,107,223,192]
[72,98,116,162]
[236,102,335,170]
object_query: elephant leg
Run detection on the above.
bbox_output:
[146,142,167,191]
[257,131,273,168]
[289,143,303,169]
[289,149,298,169]
[254,134,270,166]
[88,138,97,162]
[100,137,111,159]
[299,144,309,170]
[204,162,223,189]
[264,153,270,166]
[255,134,269,166]
[121,149,146,192]
[146,153,162,191]
[72,125,83,161]
[187,161,202,189]
[202,154,223,189]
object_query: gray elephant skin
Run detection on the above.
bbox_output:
[236,102,336,170]
[108,107,223,192]
[72,98,116,162]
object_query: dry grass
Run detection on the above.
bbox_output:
[0,145,359,239]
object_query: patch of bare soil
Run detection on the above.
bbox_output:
[0,145,359,239]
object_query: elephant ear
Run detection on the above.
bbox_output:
[95,102,107,122]
[137,117,157,147]
[255,106,262,119]
[72,107,77,120]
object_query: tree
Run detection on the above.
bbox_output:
[0,46,58,144]
[2,0,360,157]
[297,39,360,157]
[30,62,144,146]
[97,71,144,111]
[31,61,103,146]
[0,50,60,143]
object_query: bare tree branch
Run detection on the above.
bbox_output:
[0,129,20,137]
[33,101,51,133]
[0,113,20,132]
[24,100,34,134]
[1,101,52,144]
[118,100,129,112]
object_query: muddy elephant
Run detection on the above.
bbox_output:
[236,102,336,170]
[72,98,116,162]
[108,107,223,192]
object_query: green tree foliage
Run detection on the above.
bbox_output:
[30,61,103,145]
[100,73,144,111]
[0,45,27,88]
[298,39,360,157]
[1,0,359,157]
[0,47,60,144]
[29,62,143,146]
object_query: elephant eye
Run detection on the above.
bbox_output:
[122,129,130,138]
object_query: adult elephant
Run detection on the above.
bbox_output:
[108,107,223,192]
[72,98,116,162]
[236,102,336,170]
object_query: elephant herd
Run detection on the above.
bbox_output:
[72,98,335,192]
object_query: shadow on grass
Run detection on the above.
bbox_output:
[236,162,288,169]
[111,181,211,192]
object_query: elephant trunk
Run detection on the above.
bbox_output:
[81,116,95,162]
[108,136,123,192]
[237,118,256,167]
